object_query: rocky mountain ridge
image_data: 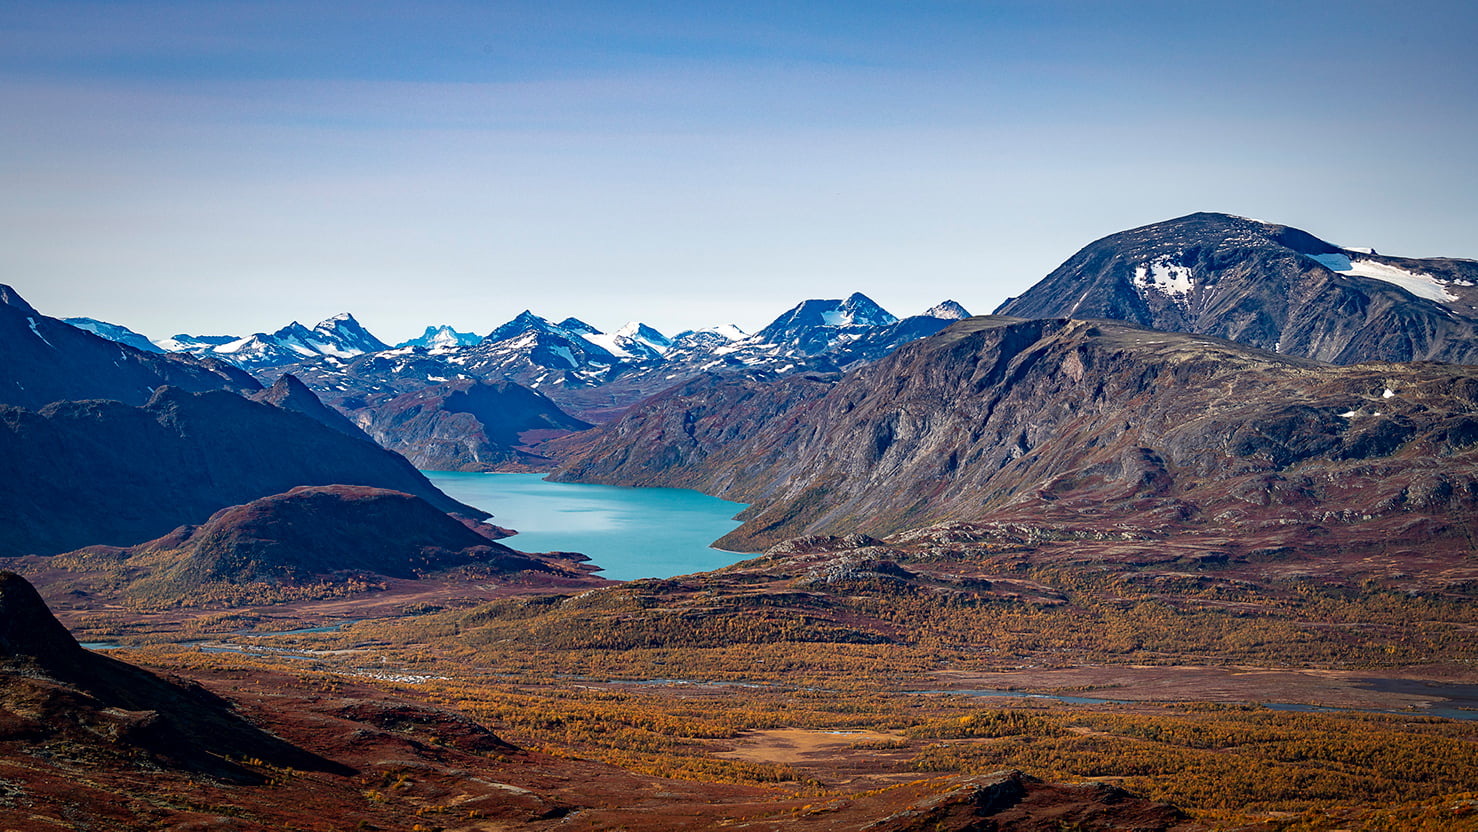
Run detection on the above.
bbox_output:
[552,315,1478,550]
[155,312,390,371]
[0,284,261,410]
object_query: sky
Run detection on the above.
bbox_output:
[3,1,1477,344]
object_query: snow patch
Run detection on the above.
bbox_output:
[1307,253,1458,304]
[579,331,631,358]
[1132,258,1194,299]
[26,317,54,348]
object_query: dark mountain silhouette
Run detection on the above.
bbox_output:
[0,386,485,556]
[59,486,544,603]
[0,284,260,410]
[250,372,376,442]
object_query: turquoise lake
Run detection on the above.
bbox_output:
[425,472,751,581]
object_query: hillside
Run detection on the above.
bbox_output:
[552,315,1478,549]
[0,571,347,783]
[17,486,550,607]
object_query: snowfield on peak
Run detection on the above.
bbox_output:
[1307,253,1458,304]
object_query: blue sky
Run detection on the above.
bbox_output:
[3,1,1476,342]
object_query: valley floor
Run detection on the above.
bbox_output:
[22,522,1478,831]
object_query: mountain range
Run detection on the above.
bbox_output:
[155,312,391,370]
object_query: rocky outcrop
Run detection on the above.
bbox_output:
[995,212,1478,365]
[350,379,592,471]
[0,284,260,410]
[0,386,485,556]
[0,571,348,782]
[554,316,1478,549]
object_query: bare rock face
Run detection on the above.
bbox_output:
[995,212,1478,365]
[554,316,1478,550]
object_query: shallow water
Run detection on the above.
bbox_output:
[425,472,751,581]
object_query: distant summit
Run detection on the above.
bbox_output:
[63,317,164,353]
[153,313,391,371]
[923,300,970,320]
[396,324,481,350]
[748,292,899,358]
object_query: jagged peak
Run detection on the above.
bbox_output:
[924,300,970,320]
[615,321,671,345]
[486,310,558,343]
[557,317,602,336]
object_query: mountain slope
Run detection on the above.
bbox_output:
[0,386,485,556]
[995,212,1478,364]
[0,285,260,409]
[553,316,1478,549]
[351,379,593,471]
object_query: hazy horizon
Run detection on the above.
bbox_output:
[5,1,1476,343]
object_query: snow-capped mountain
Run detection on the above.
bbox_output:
[994,212,1478,364]
[154,333,240,352]
[314,313,390,355]
[396,325,481,351]
[154,313,391,371]
[751,292,900,356]
[263,293,955,423]
[580,321,673,362]
[923,300,970,320]
[63,318,164,353]
[471,311,620,377]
